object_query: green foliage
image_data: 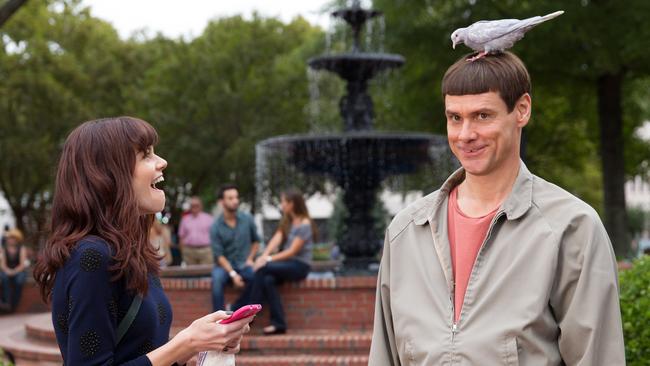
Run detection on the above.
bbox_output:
[0,1,330,232]
[312,242,333,261]
[0,348,13,365]
[129,15,328,222]
[619,256,650,364]
[0,0,138,245]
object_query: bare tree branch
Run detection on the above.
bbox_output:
[0,0,28,28]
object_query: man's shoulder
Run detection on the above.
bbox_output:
[236,211,255,221]
[386,190,440,242]
[530,174,614,261]
[212,214,225,225]
[179,214,191,224]
[531,174,601,225]
[200,212,214,220]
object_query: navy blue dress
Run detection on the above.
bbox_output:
[51,236,173,365]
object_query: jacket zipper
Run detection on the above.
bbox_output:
[450,211,505,338]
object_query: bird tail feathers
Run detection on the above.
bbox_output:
[516,10,564,31]
[540,10,564,22]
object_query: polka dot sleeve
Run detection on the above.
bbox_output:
[61,238,152,366]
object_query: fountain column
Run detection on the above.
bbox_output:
[340,79,374,131]
[339,174,382,268]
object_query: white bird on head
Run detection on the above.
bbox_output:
[451,10,564,62]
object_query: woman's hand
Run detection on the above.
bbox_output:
[221,332,245,354]
[147,311,254,365]
[253,256,269,271]
[232,274,245,289]
[175,310,254,362]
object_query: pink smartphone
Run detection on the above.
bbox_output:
[218,304,262,324]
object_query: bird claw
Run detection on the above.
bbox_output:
[466,51,488,62]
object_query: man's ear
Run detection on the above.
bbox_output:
[515,93,532,128]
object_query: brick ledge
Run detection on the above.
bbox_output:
[161,275,377,290]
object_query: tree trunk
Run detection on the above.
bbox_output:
[0,0,29,28]
[597,72,629,257]
[9,203,25,233]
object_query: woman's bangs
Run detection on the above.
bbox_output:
[123,117,159,153]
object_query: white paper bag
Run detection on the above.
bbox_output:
[196,351,235,366]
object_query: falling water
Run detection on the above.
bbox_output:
[307,68,321,132]
[363,14,386,52]
[325,31,332,54]
[365,15,373,51]
[377,16,386,52]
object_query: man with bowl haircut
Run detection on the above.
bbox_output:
[369,52,625,365]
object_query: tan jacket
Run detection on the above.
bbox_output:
[369,162,625,365]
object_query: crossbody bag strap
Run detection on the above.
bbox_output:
[116,294,143,345]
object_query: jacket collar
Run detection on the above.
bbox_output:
[501,161,533,220]
[413,160,533,225]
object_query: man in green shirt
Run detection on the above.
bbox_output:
[210,184,261,311]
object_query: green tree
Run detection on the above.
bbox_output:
[0,0,29,28]
[373,0,650,256]
[0,0,146,245]
[0,1,333,240]
[132,15,326,221]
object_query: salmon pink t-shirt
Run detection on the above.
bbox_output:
[447,187,498,323]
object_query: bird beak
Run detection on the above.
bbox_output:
[452,41,457,49]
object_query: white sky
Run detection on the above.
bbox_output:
[638,121,650,140]
[82,0,339,39]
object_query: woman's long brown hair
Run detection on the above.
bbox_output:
[278,189,318,243]
[33,117,161,302]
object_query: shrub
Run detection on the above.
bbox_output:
[0,348,13,366]
[619,255,650,364]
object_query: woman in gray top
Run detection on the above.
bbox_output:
[252,189,317,335]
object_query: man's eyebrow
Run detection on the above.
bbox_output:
[475,107,497,113]
[445,106,499,117]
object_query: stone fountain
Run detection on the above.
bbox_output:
[256,1,451,271]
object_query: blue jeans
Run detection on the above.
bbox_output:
[0,270,26,310]
[250,259,310,330]
[211,265,255,312]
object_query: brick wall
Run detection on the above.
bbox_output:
[14,279,49,313]
[163,276,377,331]
[14,275,378,332]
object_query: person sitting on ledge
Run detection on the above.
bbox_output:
[210,183,261,312]
[251,189,317,335]
[150,215,173,267]
[0,228,28,312]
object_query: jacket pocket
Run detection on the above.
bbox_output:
[501,336,519,366]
